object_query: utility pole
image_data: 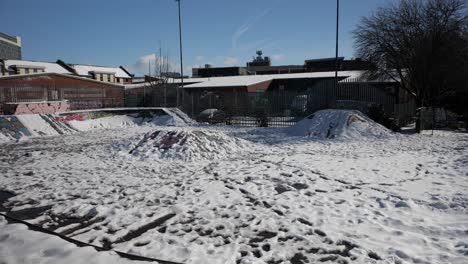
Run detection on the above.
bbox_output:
[176,0,184,108]
[159,41,162,78]
[159,41,165,107]
[145,60,150,106]
[334,0,340,89]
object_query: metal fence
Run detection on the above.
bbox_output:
[125,84,177,109]
[125,79,416,127]
[394,101,417,126]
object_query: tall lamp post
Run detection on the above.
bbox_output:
[334,0,340,89]
[175,0,184,108]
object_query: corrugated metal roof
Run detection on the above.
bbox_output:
[184,71,365,89]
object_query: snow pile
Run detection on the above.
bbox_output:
[129,129,248,161]
[288,109,393,140]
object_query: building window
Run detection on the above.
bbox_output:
[33,69,37,73]
[25,68,30,74]
[100,75,103,81]
[107,75,111,82]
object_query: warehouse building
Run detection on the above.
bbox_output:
[192,50,372,77]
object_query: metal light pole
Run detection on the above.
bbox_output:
[334,0,340,89]
[176,0,184,108]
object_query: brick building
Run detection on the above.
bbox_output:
[0,73,124,114]
[56,61,133,85]
[0,59,133,85]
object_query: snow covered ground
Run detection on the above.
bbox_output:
[0,216,152,264]
[0,111,467,264]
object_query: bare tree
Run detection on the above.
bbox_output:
[354,0,468,114]
[142,45,174,107]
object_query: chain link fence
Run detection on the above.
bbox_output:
[125,79,416,127]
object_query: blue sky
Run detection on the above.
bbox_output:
[1,0,388,76]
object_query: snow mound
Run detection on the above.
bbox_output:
[129,129,248,161]
[288,109,393,140]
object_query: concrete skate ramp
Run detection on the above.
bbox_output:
[0,108,193,143]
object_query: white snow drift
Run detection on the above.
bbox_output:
[288,109,393,139]
[128,129,250,161]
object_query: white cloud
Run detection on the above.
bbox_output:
[223,57,239,66]
[134,54,157,72]
[127,53,179,76]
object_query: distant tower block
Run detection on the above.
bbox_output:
[247,50,271,67]
[0,32,22,60]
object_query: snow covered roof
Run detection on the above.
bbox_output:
[124,83,152,90]
[184,75,272,88]
[184,71,365,89]
[124,71,369,90]
[71,65,132,78]
[3,60,72,74]
[125,77,209,90]
[167,77,210,84]
[0,72,125,87]
[338,70,403,83]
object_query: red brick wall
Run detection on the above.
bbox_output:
[0,74,124,111]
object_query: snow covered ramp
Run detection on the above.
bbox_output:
[0,108,193,143]
[129,130,248,161]
[288,109,393,139]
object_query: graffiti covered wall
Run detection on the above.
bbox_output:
[0,73,124,114]
[4,101,70,115]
